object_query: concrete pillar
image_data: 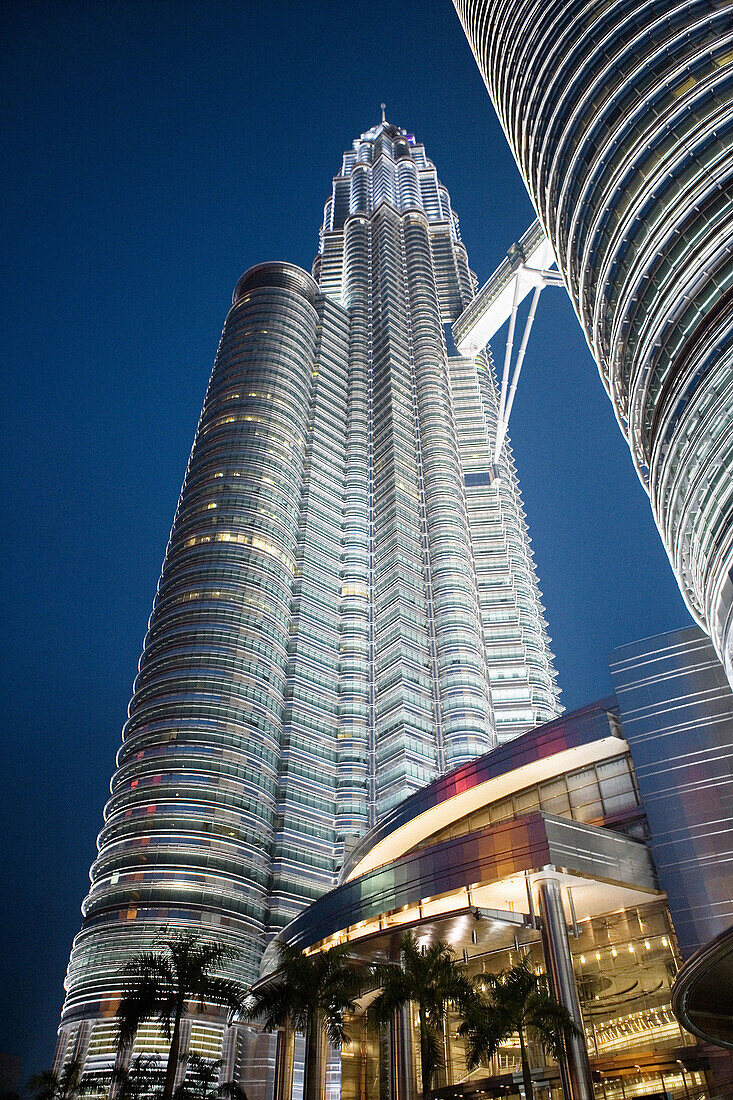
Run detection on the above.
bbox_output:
[390,1004,417,1100]
[274,1028,294,1100]
[535,877,594,1100]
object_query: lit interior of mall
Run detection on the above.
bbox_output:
[275,699,727,1099]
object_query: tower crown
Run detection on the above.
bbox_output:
[316,124,473,316]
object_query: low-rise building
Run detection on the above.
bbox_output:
[268,627,733,1100]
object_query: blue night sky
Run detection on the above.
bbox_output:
[1,0,691,1080]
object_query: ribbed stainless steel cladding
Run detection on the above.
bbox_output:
[454,0,733,680]
[62,263,322,1026]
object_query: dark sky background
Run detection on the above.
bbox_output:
[1,0,691,1080]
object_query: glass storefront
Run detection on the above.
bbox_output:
[337,899,709,1099]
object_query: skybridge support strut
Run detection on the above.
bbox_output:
[452,222,565,476]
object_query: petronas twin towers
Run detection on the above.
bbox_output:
[56,120,560,1076]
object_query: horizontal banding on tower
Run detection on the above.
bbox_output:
[233,262,319,308]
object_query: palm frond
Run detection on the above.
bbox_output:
[114,932,245,1051]
[247,970,311,1034]
[323,1012,349,1048]
[195,976,246,1019]
[525,992,580,1061]
[247,940,361,1045]
[28,1070,61,1100]
[217,1084,247,1100]
[459,958,581,1076]
[370,932,474,1035]
[116,974,165,1048]
[121,952,175,986]
[105,1055,164,1100]
[175,1054,221,1100]
[29,1060,85,1100]
[458,998,509,1070]
[192,941,237,969]
[368,965,411,1026]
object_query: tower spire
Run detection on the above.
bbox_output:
[380,102,387,124]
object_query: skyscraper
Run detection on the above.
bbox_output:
[452,0,733,684]
[55,119,559,1083]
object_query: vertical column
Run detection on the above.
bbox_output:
[220,1028,234,1085]
[53,1022,93,1075]
[174,1019,192,1090]
[340,216,373,833]
[52,1029,70,1075]
[220,1024,242,1086]
[239,1027,277,1100]
[390,1004,416,1100]
[370,205,438,813]
[442,1012,454,1087]
[71,1021,92,1066]
[402,211,496,769]
[535,877,594,1100]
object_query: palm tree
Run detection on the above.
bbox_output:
[115,933,245,1100]
[173,1056,219,1100]
[458,956,579,1100]
[173,1056,246,1100]
[102,1055,163,1100]
[245,941,363,1100]
[29,1060,86,1100]
[29,1057,157,1100]
[369,932,475,1100]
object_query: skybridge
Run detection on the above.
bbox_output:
[453,219,564,469]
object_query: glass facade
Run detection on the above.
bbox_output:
[452,0,733,684]
[283,687,727,1099]
[55,121,559,1084]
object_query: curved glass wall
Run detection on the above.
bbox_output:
[282,698,713,1100]
[453,0,733,681]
